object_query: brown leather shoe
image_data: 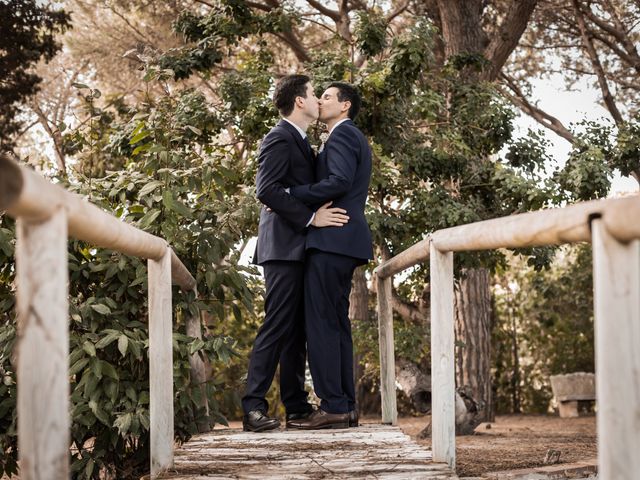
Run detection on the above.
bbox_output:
[348,409,359,427]
[287,408,349,430]
[285,408,315,429]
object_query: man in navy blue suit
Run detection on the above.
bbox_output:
[288,83,374,429]
[242,75,350,432]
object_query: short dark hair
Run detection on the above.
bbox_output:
[273,74,311,116]
[327,82,361,120]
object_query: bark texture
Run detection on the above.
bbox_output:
[454,268,494,422]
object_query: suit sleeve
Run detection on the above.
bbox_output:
[255,131,314,231]
[289,127,358,204]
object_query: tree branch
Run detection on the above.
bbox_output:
[16,120,39,139]
[106,5,153,44]
[193,0,215,8]
[482,0,539,81]
[273,31,312,63]
[306,0,340,21]
[386,1,410,23]
[597,0,640,74]
[572,0,624,124]
[590,30,639,69]
[500,73,575,144]
[581,1,624,40]
[245,1,274,12]
[30,104,66,172]
[392,292,429,324]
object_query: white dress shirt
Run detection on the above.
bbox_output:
[283,118,307,139]
[327,118,349,137]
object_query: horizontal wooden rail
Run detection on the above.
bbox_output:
[430,196,639,253]
[373,193,640,474]
[375,195,640,280]
[0,155,202,479]
[374,238,430,279]
[0,156,195,291]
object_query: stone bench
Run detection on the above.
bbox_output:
[549,372,596,418]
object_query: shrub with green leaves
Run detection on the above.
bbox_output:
[0,73,260,478]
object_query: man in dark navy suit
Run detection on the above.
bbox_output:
[287,83,374,429]
[242,75,350,432]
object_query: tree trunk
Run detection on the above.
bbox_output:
[436,0,487,59]
[454,268,494,423]
[434,0,537,428]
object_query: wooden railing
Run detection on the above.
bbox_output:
[0,155,201,479]
[374,193,640,478]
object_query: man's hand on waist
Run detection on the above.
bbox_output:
[312,201,349,228]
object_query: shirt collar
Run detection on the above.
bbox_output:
[282,118,307,140]
[328,118,350,137]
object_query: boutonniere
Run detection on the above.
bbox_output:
[318,131,330,153]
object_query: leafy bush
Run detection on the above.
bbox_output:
[0,74,259,478]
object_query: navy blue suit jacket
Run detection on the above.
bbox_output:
[290,119,373,263]
[253,120,315,265]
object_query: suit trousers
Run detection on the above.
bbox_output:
[242,261,310,414]
[304,249,359,414]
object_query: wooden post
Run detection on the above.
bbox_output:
[185,293,210,433]
[16,209,69,479]
[430,243,455,469]
[149,248,174,478]
[376,274,397,425]
[592,219,640,480]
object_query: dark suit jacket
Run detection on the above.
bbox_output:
[253,120,315,265]
[290,119,373,263]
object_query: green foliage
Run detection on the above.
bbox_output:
[0,0,69,149]
[163,3,291,80]
[506,129,553,174]
[0,286,17,478]
[493,246,595,414]
[0,62,261,475]
[354,9,388,58]
[611,115,640,179]
[0,215,17,478]
[554,120,613,201]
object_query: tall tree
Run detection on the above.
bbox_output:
[0,0,69,151]
[422,0,539,422]
[124,0,558,428]
[9,0,626,437]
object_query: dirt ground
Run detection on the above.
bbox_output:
[396,414,597,477]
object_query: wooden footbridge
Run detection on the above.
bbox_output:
[1,154,639,479]
[156,424,457,479]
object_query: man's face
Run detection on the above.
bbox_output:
[299,82,319,120]
[318,87,349,123]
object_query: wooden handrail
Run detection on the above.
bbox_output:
[0,155,195,291]
[374,193,640,476]
[1,155,200,479]
[375,195,640,280]
[374,238,430,279]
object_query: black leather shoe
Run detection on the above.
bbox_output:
[242,410,280,432]
[285,409,315,429]
[348,409,359,427]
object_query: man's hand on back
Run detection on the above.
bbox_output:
[312,201,349,228]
